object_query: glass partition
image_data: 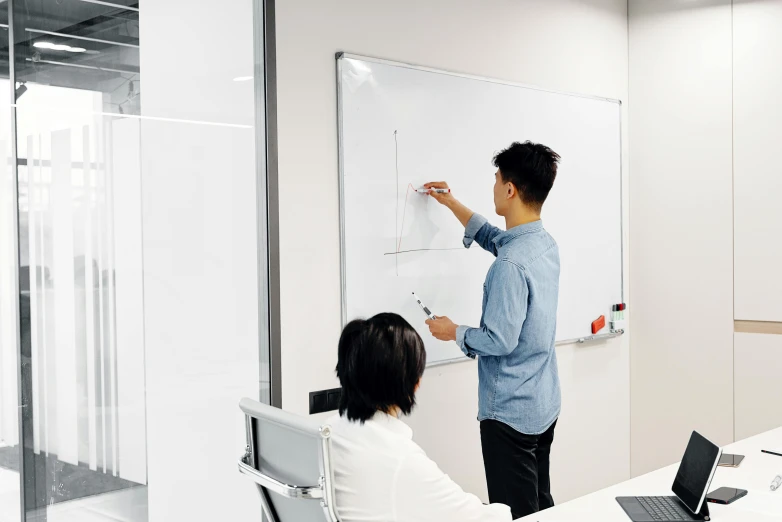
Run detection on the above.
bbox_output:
[3,0,272,520]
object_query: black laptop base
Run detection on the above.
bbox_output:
[617,496,711,522]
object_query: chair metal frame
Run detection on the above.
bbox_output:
[238,403,340,522]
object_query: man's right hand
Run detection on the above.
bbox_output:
[424,181,475,228]
[423,181,456,206]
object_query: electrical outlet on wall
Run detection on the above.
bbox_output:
[309,387,341,415]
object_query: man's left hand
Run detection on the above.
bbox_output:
[426,316,458,342]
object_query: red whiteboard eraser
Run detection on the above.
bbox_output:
[591,315,606,334]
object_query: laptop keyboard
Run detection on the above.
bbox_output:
[637,496,696,521]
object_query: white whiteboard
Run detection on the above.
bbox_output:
[337,54,623,366]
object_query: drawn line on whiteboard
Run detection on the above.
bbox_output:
[392,131,463,269]
[396,182,415,254]
[384,248,464,256]
[394,130,426,271]
[395,130,399,276]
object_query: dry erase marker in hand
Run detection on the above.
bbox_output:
[412,292,437,320]
[415,188,450,194]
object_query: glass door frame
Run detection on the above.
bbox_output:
[255,0,282,409]
[6,0,33,517]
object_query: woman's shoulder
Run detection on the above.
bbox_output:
[327,413,424,453]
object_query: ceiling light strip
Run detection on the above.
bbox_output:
[76,0,139,12]
[26,27,140,49]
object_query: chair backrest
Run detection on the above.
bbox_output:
[238,398,339,522]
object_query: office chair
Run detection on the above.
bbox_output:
[238,398,340,522]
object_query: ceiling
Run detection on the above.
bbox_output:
[1,0,139,107]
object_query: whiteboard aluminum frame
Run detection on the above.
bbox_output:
[337,52,622,105]
[337,54,348,331]
[336,52,625,366]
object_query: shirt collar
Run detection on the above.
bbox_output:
[492,220,544,248]
[370,412,413,439]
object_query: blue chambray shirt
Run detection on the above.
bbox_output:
[455,214,561,435]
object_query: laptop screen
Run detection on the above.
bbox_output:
[671,431,722,514]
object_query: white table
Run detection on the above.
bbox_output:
[521,427,782,521]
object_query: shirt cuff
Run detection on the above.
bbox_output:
[455,325,476,359]
[463,213,488,248]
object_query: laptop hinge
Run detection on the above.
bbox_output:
[695,499,710,521]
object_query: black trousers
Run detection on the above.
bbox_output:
[480,418,557,520]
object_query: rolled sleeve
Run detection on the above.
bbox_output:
[463,214,504,256]
[456,325,476,359]
[463,214,489,248]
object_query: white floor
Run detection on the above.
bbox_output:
[0,466,20,522]
[0,467,147,522]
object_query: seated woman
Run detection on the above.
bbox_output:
[329,313,511,522]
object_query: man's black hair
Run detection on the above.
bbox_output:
[493,141,561,211]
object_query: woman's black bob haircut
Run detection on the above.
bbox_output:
[335,313,426,423]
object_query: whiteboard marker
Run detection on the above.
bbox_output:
[415,188,450,194]
[412,292,437,320]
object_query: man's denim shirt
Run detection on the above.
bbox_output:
[455,214,562,435]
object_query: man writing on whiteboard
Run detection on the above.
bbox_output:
[425,141,562,520]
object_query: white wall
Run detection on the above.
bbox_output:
[630,0,782,477]
[275,0,630,502]
[139,0,261,520]
[628,0,735,476]
[734,333,782,440]
[732,0,782,439]
[733,0,782,322]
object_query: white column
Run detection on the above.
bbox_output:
[51,128,79,465]
[112,117,147,484]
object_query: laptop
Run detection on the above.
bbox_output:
[617,431,722,521]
